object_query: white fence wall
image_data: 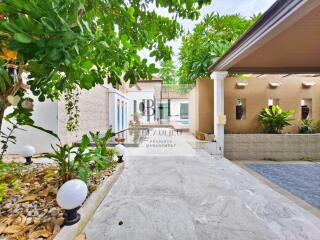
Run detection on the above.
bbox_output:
[3,98,59,154]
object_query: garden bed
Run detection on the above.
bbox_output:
[0,160,119,240]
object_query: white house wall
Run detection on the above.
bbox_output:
[162,99,189,121]
[3,97,59,154]
[127,91,156,124]
[3,85,110,154]
[58,85,110,144]
[108,88,129,132]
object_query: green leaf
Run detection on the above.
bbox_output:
[127,7,135,18]
[121,34,131,49]
[27,124,60,141]
[79,167,88,183]
[0,79,5,93]
[80,134,90,149]
[14,33,32,43]
[82,60,93,70]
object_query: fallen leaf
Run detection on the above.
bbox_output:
[75,233,86,240]
[52,217,64,225]
[52,224,60,236]
[13,215,26,225]
[26,186,38,193]
[28,229,51,239]
[39,189,49,197]
[17,195,37,203]
[104,171,111,176]
[17,235,27,240]
[0,224,6,234]
[45,222,53,232]
[33,217,40,225]
[3,225,24,234]
[3,217,15,225]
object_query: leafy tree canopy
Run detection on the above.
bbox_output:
[0,0,211,128]
[178,13,259,85]
[159,59,178,85]
[159,59,193,94]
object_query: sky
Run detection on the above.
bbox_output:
[142,0,277,65]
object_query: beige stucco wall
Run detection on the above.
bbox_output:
[190,75,320,134]
[58,85,109,144]
[188,77,214,134]
[225,75,320,133]
[188,88,197,134]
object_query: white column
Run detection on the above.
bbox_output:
[210,71,228,155]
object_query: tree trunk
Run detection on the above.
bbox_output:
[0,97,7,132]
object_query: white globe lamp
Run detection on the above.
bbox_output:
[115,144,125,163]
[21,145,36,165]
[56,179,88,225]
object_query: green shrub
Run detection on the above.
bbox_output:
[0,162,22,202]
[46,129,116,184]
[314,121,320,133]
[0,183,8,202]
[259,105,295,134]
[299,119,315,134]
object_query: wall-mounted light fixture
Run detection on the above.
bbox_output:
[269,81,282,89]
[235,80,248,88]
[302,81,315,88]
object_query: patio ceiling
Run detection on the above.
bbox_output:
[209,0,320,74]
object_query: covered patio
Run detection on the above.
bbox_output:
[208,0,320,154]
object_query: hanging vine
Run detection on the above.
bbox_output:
[64,88,80,132]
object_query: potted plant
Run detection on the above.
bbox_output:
[195,131,206,140]
[133,112,141,125]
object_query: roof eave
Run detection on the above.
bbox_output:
[208,0,304,73]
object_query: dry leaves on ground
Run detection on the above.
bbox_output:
[0,163,115,240]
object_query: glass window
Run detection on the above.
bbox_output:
[159,103,168,120]
[117,99,120,131]
[180,103,189,119]
[235,98,246,120]
[121,101,124,130]
[147,100,150,122]
[133,100,137,114]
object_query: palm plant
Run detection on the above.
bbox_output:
[259,105,295,134]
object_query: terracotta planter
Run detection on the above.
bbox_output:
[196,131,205,141]
[115,138,125,143]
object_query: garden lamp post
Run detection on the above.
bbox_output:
[21,145,36,165]
[115,144,125,163]
[56,179,88,226]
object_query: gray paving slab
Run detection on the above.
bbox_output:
[84,133,320,240]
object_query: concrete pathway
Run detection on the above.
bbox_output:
[84,131,320,240]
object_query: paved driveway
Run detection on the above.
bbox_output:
[84,132,320,240]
